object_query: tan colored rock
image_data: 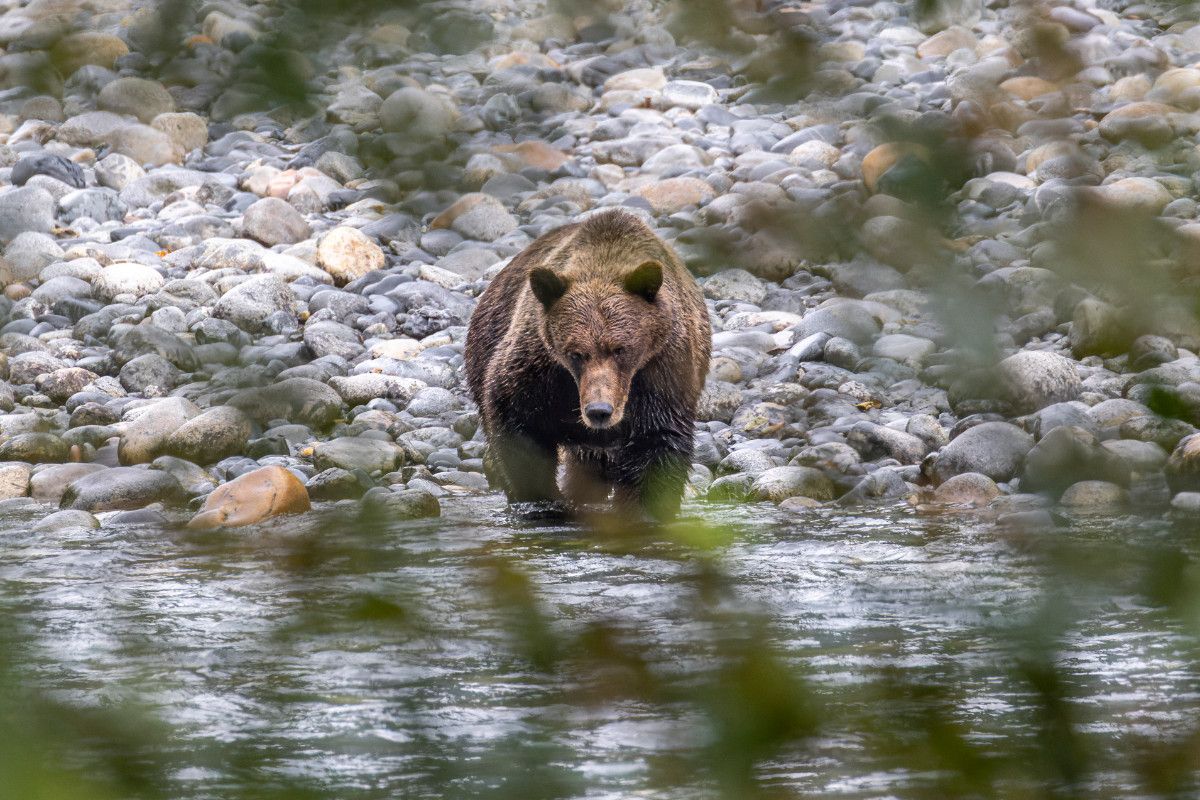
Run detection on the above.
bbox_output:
[603,67,665,92]
[1089,177,1173,215]
[187,465,311,529]
[1025,140,1079,174]
[0,463,30,500]
[316,227,386,286]
[635,177,715,214]
[861,142,929,193]
[494,140,568,171]
[369,339,424,360]
[1099,101,1177,146]
[999,76,1058,100]
[1150,67,1200,107]
[51,32,129,76]
[1109,74,1151,103]
[151,112,208,155]
[932,472,1000,507]
[109,124,183,167]
[917,26,977,58]
[430,193,489,229]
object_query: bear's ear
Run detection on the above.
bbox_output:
[529,267,568,309]
[624,261,663,302]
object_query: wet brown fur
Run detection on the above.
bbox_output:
[464,210,711,520]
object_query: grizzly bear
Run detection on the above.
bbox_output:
[465,210,711,521]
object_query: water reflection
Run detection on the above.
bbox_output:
[0,497,1197,798]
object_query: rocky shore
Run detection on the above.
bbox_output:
[1,0,1200,530]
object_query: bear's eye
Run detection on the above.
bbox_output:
[568,351,585,365]
[612,346,625,357]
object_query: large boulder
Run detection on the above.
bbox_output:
[997,351,1081,413]
[927,421,1034,484]
[61,467,185,511]
[229,378,344,429]
[117,397,200,465]
[165,406,252,465]
[1021,426,1129,496]
[1166,433,1200,494]
[187,466,311,529]
[750,466,836,503]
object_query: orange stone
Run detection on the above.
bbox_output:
[187,466,311,529]
[861,142,929,194]
[429,193,490,229]
[495,140,569,171]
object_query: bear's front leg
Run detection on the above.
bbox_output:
[486,431,561,504]
[611,431,691,523]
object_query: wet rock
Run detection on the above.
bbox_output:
[361,487,440,518]
[1170,492,1200,515]
[306,467,369,500]
[1166,434,1200,494]
[31,463,108,504]
[62,466,185,512]
[928,421,1034,484]
[1060,480,1129,510]
[750,466,836,503]
[147,457,213,497]
[33,509,100,531]
[847,422,928,464]
[998,351,1081,413]
[1022,426,1128,496]
[932,472,1000,507]
[187,465,311,529]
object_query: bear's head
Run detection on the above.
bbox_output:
[529,261,669,429]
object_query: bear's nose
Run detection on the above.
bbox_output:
[584,402,613,424]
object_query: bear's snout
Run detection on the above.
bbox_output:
[577,361,625,429]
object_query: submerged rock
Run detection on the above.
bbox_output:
[187,466,311,529]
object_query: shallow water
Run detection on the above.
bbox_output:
[0,496,1197,798]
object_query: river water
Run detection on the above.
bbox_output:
[0,496,1196,798]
